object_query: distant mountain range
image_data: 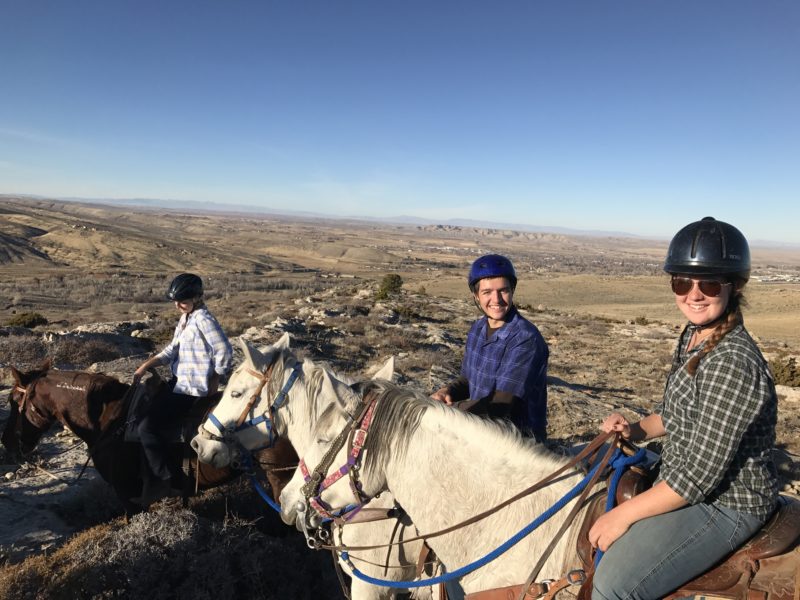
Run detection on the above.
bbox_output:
[49,195,644,239]
[6,193,798,248]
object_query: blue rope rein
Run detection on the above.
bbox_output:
[593,446,647,566]
[342,452,609,589]
[248,469,282,513]
[344,445,648,589]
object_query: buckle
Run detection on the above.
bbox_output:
[567,569,586,584]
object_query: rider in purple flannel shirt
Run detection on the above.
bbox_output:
[432,254,549,442]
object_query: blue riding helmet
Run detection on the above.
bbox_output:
[468,254,517,291]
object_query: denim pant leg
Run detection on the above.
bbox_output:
[593,502,764,600]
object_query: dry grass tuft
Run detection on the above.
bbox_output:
[0,508,338,600]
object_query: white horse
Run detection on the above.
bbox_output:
[190,334,435,600]
[271,346,608,597]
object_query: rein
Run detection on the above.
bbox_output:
[320,430,618,554]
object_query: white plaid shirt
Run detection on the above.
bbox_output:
[655,323,778,519]
[155,306,232,397]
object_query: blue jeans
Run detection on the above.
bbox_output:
[593,502,765,600]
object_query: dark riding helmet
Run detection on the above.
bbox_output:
[167,273,203,301]
[468,254,517,291]
[664,217,750,281]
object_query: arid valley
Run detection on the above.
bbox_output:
[1,196,799,599]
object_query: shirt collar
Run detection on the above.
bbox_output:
[479,306,519,341]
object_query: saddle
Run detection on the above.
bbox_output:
[667,495,800,600]
[123,378,218,444]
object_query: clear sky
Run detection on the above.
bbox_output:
[1,1,798,243]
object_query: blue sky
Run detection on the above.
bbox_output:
[1,1,798,243]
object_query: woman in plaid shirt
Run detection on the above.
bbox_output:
[133,273,233,505]
[590,218,779,599]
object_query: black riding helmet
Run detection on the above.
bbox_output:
[167,273,203,301]
[664,217,750,281]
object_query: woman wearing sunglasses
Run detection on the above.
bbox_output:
[590,217,778,599]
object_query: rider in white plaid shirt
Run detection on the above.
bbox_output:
[133,273,232,505]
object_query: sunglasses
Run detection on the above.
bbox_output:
[670,276,732,297]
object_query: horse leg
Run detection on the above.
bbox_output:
[350,579,399,600]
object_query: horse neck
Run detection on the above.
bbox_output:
[377,407,585,590]
[39,373,128,447]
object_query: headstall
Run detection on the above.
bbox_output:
[199,359,302,458]
[298,389,380,525]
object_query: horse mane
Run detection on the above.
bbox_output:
[356,379,557,477]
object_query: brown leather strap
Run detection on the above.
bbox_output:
[515,441,616,600]
[235,363,274,428]
[466,572,585,600]
[416,542,433,578]
[333,505,398,526]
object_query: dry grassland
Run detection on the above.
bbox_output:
[2,196,799,346]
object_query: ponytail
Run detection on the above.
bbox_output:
[686,281,747,376]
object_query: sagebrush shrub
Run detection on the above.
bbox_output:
[6,312,48,328]
[771,356,800,387]
[375,274,403,301]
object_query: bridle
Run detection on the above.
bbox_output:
[295,387,381,547]
[11,382,50,430]
[197,357,302,468]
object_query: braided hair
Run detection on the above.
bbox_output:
[685,279,747,376]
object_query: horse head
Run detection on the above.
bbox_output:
[3,360,56,454]
[191,332,299,469]
[278,361,399,537]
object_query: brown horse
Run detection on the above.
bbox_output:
[3,360,298,514]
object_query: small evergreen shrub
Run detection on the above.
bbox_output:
[375,274,403,301]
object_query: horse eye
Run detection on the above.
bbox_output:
[316,437,331,445]
[230,391,242,399]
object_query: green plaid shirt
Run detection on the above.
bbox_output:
[654,323,778,519]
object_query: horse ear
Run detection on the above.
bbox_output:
[10,366,23,387]
[275,332,291,350]
[320,368,358,412]
[239,339,267,371]
[371,356,395,382]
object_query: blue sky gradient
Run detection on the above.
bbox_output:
[1,1,798,243]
